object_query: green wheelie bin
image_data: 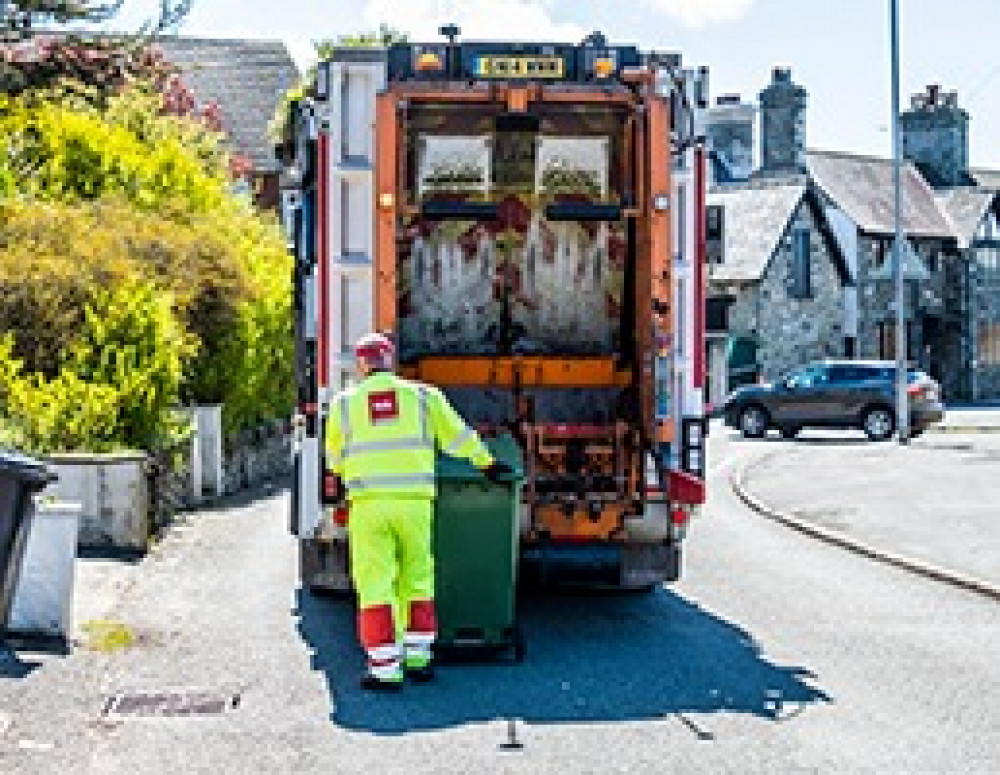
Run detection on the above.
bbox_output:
[433,433,524,661]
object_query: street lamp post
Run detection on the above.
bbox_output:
[890,0,909,444]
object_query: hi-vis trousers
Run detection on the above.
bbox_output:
[347,497,436,680]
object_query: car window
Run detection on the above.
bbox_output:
[840,365,881,382]
[873,366,926,383]
[786,365,827,388]
[828,365,862,383]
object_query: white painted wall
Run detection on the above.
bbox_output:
[9,500,81,639]
[44,454,150,551]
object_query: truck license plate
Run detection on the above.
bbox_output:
[475,55,565,79]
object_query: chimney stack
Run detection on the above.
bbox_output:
[758,66,807,177]
[707,94,756,183]
[900,84,970,188]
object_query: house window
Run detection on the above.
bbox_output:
[978,322,1000,366]
[790,228,812,299]
[978,247,1000,284]
[706,204,724,264]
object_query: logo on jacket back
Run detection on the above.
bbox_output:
[367,390,399,424]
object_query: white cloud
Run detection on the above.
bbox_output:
[643,0,755,27]
[361,0,585,43]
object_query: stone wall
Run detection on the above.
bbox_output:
[722,198,846,381]
[855,235,968,399]
[222,420,292,495]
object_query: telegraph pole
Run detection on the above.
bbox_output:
[890,0,909,443]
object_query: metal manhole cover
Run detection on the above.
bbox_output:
[103,690,240,718]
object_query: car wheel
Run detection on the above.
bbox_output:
[862,407,895,441]
[739,405,769,439]
[779,425,801,440]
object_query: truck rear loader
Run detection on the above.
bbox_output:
[281,30,710,592]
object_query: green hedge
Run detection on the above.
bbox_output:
[0,82,294,454]
[0,198,292,453]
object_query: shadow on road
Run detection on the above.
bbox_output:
[0,646,41,679]
[296,586,831,734]
[723,430,869,446]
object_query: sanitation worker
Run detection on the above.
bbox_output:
[325,333,512,691]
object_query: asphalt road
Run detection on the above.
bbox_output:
[741,431,1000,590]
[1,429,999,773]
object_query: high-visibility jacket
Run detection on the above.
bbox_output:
[325,371,493,502]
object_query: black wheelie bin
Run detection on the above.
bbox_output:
[0,451,57,636]
[433,433,524,661]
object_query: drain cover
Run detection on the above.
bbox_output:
[103,690,239,718]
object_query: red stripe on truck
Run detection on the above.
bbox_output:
[318,131,329,389]
[693,144,706,391]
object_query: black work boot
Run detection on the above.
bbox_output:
[360,674,403,692]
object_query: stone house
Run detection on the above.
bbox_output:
[805,149,959,393]
[706,178,851,405]
[707,69,1000,403]
[937,187,1000,399]
[158,37,300,209]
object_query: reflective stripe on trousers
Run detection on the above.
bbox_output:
[367,643,402,680]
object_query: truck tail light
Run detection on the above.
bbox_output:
[907,383,927,398]
[670,504,693,540]
[321,471,343,505]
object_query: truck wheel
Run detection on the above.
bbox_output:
[862,407,895,441]
[739,405,769,439]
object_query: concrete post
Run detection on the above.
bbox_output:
[195,405,224,497]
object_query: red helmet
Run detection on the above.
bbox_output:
[354,333,394,370]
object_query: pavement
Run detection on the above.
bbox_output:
[735,430,1000,593]
[0,438,999,772]
[930,406,1000,433]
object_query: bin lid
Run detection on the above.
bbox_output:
[0,449,58,489]
[436,433,524,482]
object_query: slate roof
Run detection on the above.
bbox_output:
[936,188,998,248]
[707,180,808,283]
[972,168,1000,190]
[806,149,954,240]
[157,37,300,173]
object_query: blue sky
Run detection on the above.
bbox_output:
[117,0,1000,168]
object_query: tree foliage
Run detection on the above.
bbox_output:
[1,1,192,33]
[319,24,407,53]
[0,55,294,453]
[270,25,408,141]
[1,1,125,30]
[0,2,194,100]
[1,87,229,211]
[0,197,293,452]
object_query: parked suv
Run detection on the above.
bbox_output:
[722,360,945,441]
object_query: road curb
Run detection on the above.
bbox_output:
[730,454,1000,603]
